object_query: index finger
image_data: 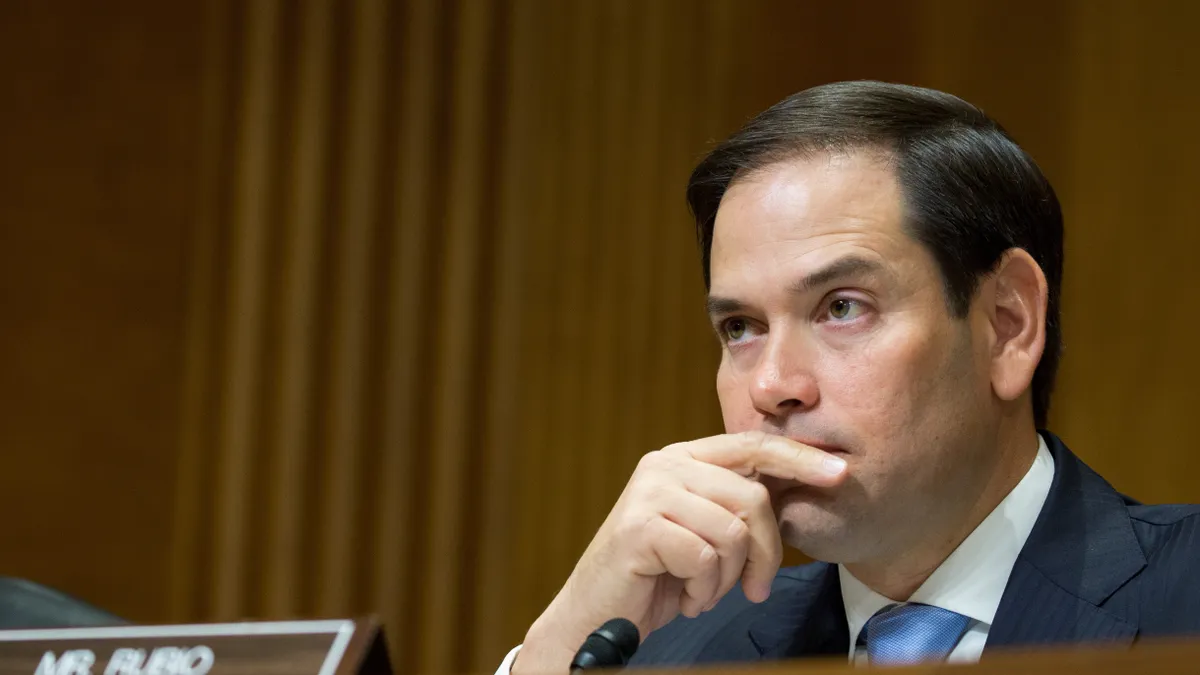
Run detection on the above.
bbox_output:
[671,431,848,486]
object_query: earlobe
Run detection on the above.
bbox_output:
[989,249,1048,403]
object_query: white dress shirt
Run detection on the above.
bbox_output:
[496,434,1055,673]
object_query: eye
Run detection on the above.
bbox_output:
[828,298,864,321]
[721,318,749,342]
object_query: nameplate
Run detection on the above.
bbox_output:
[0,618,389,675]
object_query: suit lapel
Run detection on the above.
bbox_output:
[986,432,1144,652]
[748,563,849,659]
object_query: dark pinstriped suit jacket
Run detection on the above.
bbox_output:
[628,432,1200,667]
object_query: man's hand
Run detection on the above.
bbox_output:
[512,431,848,674]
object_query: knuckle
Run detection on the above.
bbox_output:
[627,515,671,557]
[636,450,664,472]
[660,441,688,455]
[641,481,675,508]
[636,514,665,538]
[612,510,648,542]
[638,448,681,474]
[746,480,772,506]
[736,430,769,452]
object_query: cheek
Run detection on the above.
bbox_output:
[716,355,757,432]
[819,324,952,435]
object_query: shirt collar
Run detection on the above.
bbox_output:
[839,433,1055,649]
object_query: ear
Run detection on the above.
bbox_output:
[985,248,1048,403]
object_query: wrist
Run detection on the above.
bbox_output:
[510,637,575,675]
[514,594,595,675]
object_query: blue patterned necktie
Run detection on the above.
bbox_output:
[862,603,971,666]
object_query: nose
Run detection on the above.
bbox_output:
[748,330,820,419]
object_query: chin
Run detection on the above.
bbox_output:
[775,489,866,563]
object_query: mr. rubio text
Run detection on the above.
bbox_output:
[35,646,214,675]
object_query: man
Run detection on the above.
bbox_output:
[499,81,1200,673]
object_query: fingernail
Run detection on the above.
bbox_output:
[822,455,847,476]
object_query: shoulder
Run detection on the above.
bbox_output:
[1099,497,1200,629]
[1044,433,1200,568]
[1123,503,1200,631]
[1127,502,1200,558]
[629,562,830,668]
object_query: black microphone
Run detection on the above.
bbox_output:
[569,618,640,672]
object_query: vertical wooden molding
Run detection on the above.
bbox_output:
[531,0,576,599]
[555,0,601,580]
[582,0,633,550]
[658,1,711,442]
[316,0,388,617]
[509,0,560,627]
[373,0,441,659]
[619,0,668,473]
[643,0,683,455]
[419,0,495,670]
[212,0,280,620]
[468,0,526,665]
[264,0,334,618]
[685,0,736,438]
[171,0,232,622]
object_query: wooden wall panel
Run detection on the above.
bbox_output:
[1,2,1199,674]
[0,1,206,621]
[1049,0,1200,502]
[910,0,1200,502]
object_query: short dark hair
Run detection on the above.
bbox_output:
[687,81,1064,428]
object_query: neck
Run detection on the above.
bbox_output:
[844,420,1041,601]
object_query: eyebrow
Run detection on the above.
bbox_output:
[789,255,885,294]
[705,255,886,317]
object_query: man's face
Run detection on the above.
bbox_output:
[709,152,1000,564]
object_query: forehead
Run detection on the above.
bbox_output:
[710,152,918,289]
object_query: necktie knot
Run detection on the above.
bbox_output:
[863,602,971,666]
